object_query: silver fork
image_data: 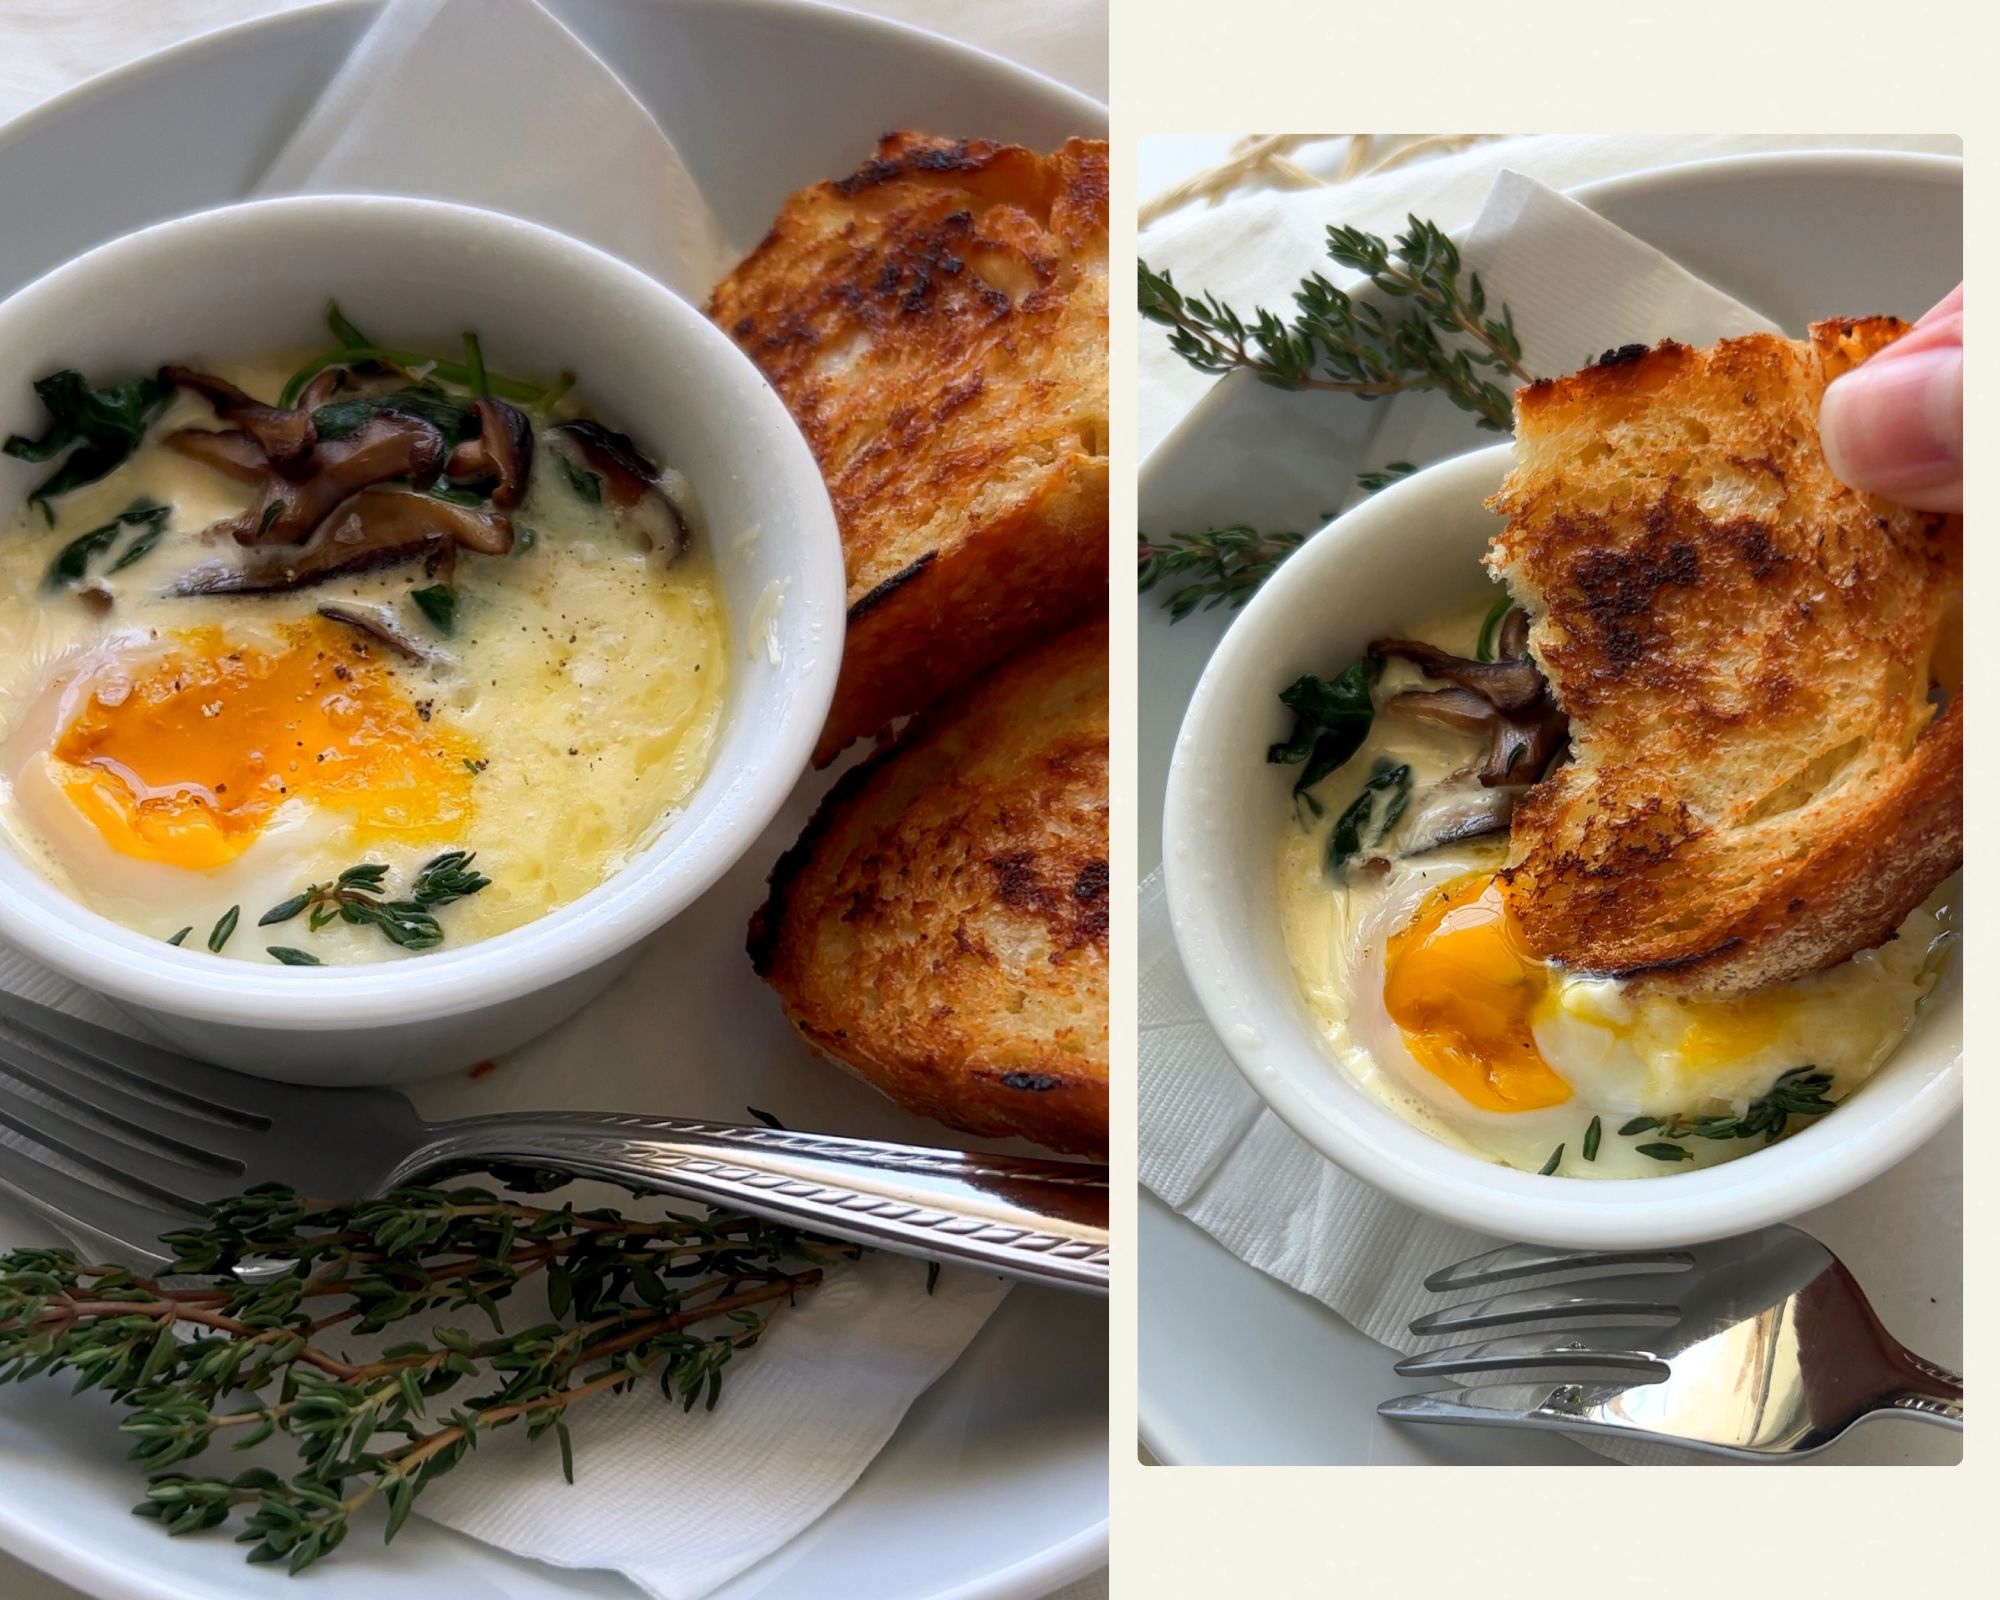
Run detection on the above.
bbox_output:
[0,991,1108,1293]
[1378,1226,1961,1459]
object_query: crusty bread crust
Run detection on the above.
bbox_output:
[1486,319,1961,995]
[748,619,1108,1156]
[709,132,1109,766]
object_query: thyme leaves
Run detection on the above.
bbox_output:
[0,1182,845,1574]
[257,853,491,955]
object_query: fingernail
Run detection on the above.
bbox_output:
[1820,344,1963,496]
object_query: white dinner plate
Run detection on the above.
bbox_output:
[0,4,1107,1597]
[1137,149,1962,1467]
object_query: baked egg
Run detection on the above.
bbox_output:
[1275,596,1958,1177]
[0,332,727,963]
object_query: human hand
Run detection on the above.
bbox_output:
[1819,284,1962,513]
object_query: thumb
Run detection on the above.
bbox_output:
[1818,302,1963,514]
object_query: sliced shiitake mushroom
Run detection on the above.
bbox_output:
[1388,686,1569,786]
[222,412,447,546]
[174,487,511,595]
[445,399,534,509]
[1370,637,1546,713]
[316,598,446,665]
[160,366,316,472]
[546,419,692,561]
[164,427,269,485]
[296,359,413,413]
[1394,777,1522,855]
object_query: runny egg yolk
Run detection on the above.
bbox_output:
[1382,872,1572,1112]
[50,619,478,870]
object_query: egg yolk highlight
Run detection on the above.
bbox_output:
[1382,872,1572,1112]
[51,619,477,870]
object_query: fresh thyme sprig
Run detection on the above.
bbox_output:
[0,1181,848,1574]
[1138,215,1534,432]
[1136,218,1536,618]
[258,853,492,954]
[1137,524,1308,620]
[1619,1068,1840,1163]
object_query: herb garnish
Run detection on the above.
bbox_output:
[1138,217,1532,433]
[1136,218,1539,615]
[1355,461,1418,493]
[1538,1144,1564,1176]
[1268,658,1379,794]
[44,500,171,588]
[258,853,491,954]
[1326,759,1411,875]
[0,1181,845,1574]
[266,947,322,966]
[1137,524,1308,620]
[207,905,240,954]
[409,584,457,634]
[1582,1115,1602,1162]
[1618,1068,1840,1162]
[166,927,192,947]
[4,370,174,520]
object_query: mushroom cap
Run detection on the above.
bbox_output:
[446,399,534,510]
[227,411,448,547]
[161,365,317,472]
[547,418,692,561]
[176,487,511,595]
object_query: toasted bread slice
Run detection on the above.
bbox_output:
[748,618,1108,1156]
[709,132,1108,766]
[1485,319,1961,995]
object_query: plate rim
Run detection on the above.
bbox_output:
[0,0,1106,173]
[1136,143,1964,1466]
[0,2,1105,1595]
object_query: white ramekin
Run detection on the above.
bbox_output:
[1163,443,1962,1249]
[0,196,844,1082]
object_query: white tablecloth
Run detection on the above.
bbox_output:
[0,5,1107,1598]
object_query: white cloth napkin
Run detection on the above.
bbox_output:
[1136,171,1964,1465]
[0,1,1038,1593]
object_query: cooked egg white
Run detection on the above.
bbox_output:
[1276,595,1959,1177]
[0,354,727,962]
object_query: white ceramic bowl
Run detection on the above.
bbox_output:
[1164,443,1963,1249]
[0,195,844,1082]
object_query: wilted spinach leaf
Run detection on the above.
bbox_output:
[311,388,474,443]
[109,502,173,572]
[5,370,173,520]
[410,583,458,634]
[1326,760,1412,876]
[45,500,170,588]
[1268,657,1380,793]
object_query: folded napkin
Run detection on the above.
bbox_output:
[0,1,1020,1592]
[256,0,730,301]
[1137,172,1964,1466]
